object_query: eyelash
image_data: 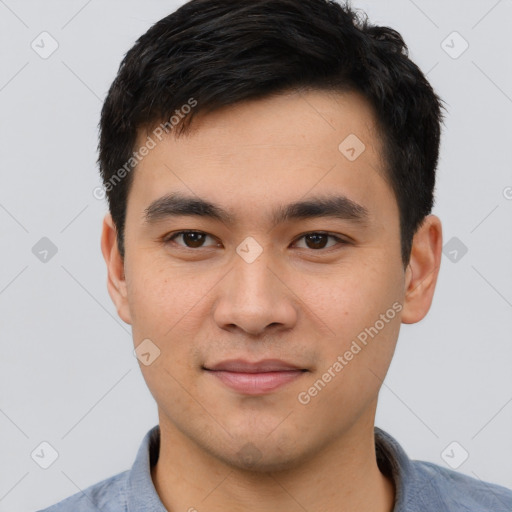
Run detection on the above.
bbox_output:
[162,230,349,252]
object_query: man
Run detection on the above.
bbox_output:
[39,0,512,510]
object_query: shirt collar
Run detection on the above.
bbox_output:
[126,424,446,512]
[374,426,446,511]
[127,425,167,512]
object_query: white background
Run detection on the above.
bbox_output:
[1,1,511,510]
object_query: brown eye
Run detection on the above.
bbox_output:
[294,232,346,250]
[165,231,218,248]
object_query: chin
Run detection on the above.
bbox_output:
[207,436,307,474]
[226,450,303,474]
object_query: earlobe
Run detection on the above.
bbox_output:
[100,213,132,325]
[401,215,443,325]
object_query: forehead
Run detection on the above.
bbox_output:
[129,89,396,229]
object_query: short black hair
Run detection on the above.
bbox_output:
[98,0,445,267]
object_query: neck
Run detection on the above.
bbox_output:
[151,411,395,512]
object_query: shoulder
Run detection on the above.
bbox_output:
[412,460,512,511]
[36,469,129,512]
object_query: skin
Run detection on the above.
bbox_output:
[101,89,442,512]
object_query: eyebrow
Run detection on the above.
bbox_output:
[143,192,370,228]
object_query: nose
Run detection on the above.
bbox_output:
[212,250,298,337]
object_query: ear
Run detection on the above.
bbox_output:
[100,213,132,325]
[401,214,443,324]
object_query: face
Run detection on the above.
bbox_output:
[102,89,441,472]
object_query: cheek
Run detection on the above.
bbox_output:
[303,257,400,325]
[125,252,194,332]
[125,256,210,377]
[302,254,403,368]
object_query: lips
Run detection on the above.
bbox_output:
[203,359,307,395]
[204,358,306,373]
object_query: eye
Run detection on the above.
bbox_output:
[163,230,348,251]
[292,232,347,250]
[164,230,220,249]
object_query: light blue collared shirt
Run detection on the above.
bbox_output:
[37,425,512,511]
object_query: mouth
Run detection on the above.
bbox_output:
[203,359,308,395]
